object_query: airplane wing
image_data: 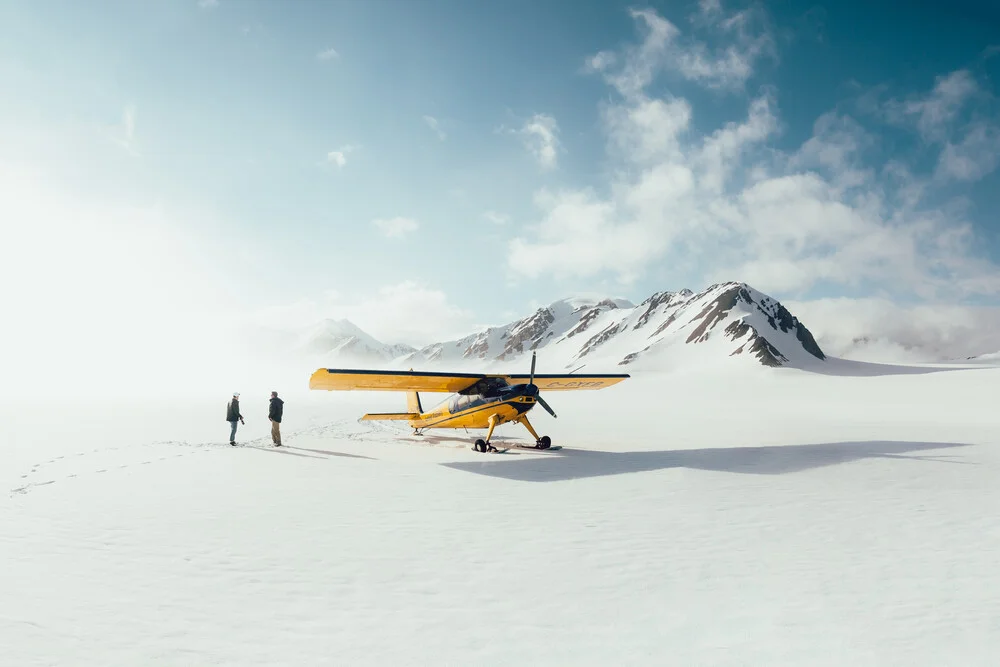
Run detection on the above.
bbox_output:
[309,368,487,393]
[500,373,630,390]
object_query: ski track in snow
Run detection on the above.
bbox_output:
[7,421,350,497]
[6,417,549,498]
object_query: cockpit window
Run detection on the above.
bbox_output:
[460,377,508,397]
[448,394,474,412]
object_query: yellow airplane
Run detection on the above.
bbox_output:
[308,352,629,453]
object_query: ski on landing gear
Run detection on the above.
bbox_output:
[511,443,562,451]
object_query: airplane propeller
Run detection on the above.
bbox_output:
[526,351,557,418]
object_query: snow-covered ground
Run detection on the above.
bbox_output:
[3,359,999,665]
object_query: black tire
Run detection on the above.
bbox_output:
[474,439,488,453]
[537,436,552,450]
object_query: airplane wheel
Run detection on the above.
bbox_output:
[537,436,551,450]
[473,439,488,453]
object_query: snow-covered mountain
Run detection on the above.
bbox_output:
[279,282,826,371]
[295,319,416,362]
[395,282,825,370]
[408,296,636,366]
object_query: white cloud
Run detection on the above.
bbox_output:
[603,96,692,164]
[518,113,560,169]
[423,115,446,140]
[483,210,509,225]
[112,104,138,155]
[935,122,1000,182]
[372,216,419,239]
[894,70,978,142]
[325,144,355,169]
[586,4,773,96]
[327,151,347,168]
[694,92,777,193]
[507,6,1000,302]
[317,47,339,61]
[875,68,1000,182]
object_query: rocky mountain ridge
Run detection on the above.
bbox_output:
[289,282,827,370]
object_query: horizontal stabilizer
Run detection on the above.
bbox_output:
[361,413,420,421]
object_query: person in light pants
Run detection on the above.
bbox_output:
[268,391,284,446]
[227,392,244,445]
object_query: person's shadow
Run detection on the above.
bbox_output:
[442,440,973,482]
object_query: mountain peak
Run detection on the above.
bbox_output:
[283,282,826,371]
[548,295,636,312]
[296,318,416,362]
[404,282,825,371]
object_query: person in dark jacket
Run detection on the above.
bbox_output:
[268,391,284,446]
[227,392,244,445]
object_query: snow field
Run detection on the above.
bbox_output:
[2,363,998,665]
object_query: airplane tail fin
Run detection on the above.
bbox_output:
[406,391,423,415]
[406,368,423,414]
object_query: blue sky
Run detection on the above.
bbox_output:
[2,0,1000,350]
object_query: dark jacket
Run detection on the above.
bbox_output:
[227,399,242,422]
[269,397,284,423]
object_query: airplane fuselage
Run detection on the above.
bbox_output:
[410,383,539,430]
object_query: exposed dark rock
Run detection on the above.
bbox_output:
[650,311,680,338]
[566,307,609,339]
[795,322,825,360]
[618,346,651,365]
[578,321,625,358]
[756,296,825,360]
[633,291,676,330]
[403,281,826,369]
[464,333,493,359]
[725,320,751,339]
[565,300,624,339]
[498,308,556,360]
[726,320,787,367]
[685,285,745,344]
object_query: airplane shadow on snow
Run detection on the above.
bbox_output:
[442,440,974,483]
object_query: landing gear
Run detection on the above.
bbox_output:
[472,415,502,453]
[470,414,553,453]
[473,438,492,453]
[517,415,551,449]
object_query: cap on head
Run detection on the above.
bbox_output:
[233,392,240,397]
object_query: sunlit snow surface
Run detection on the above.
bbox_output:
[2,360,999,665]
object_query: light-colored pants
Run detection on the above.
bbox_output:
[229,420,238,443]
[271,419,281,445]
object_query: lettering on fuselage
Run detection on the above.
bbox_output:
[546,380,604,388]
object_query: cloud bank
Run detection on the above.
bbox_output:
[787,298,1000,363]
[508,4,1000,303]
